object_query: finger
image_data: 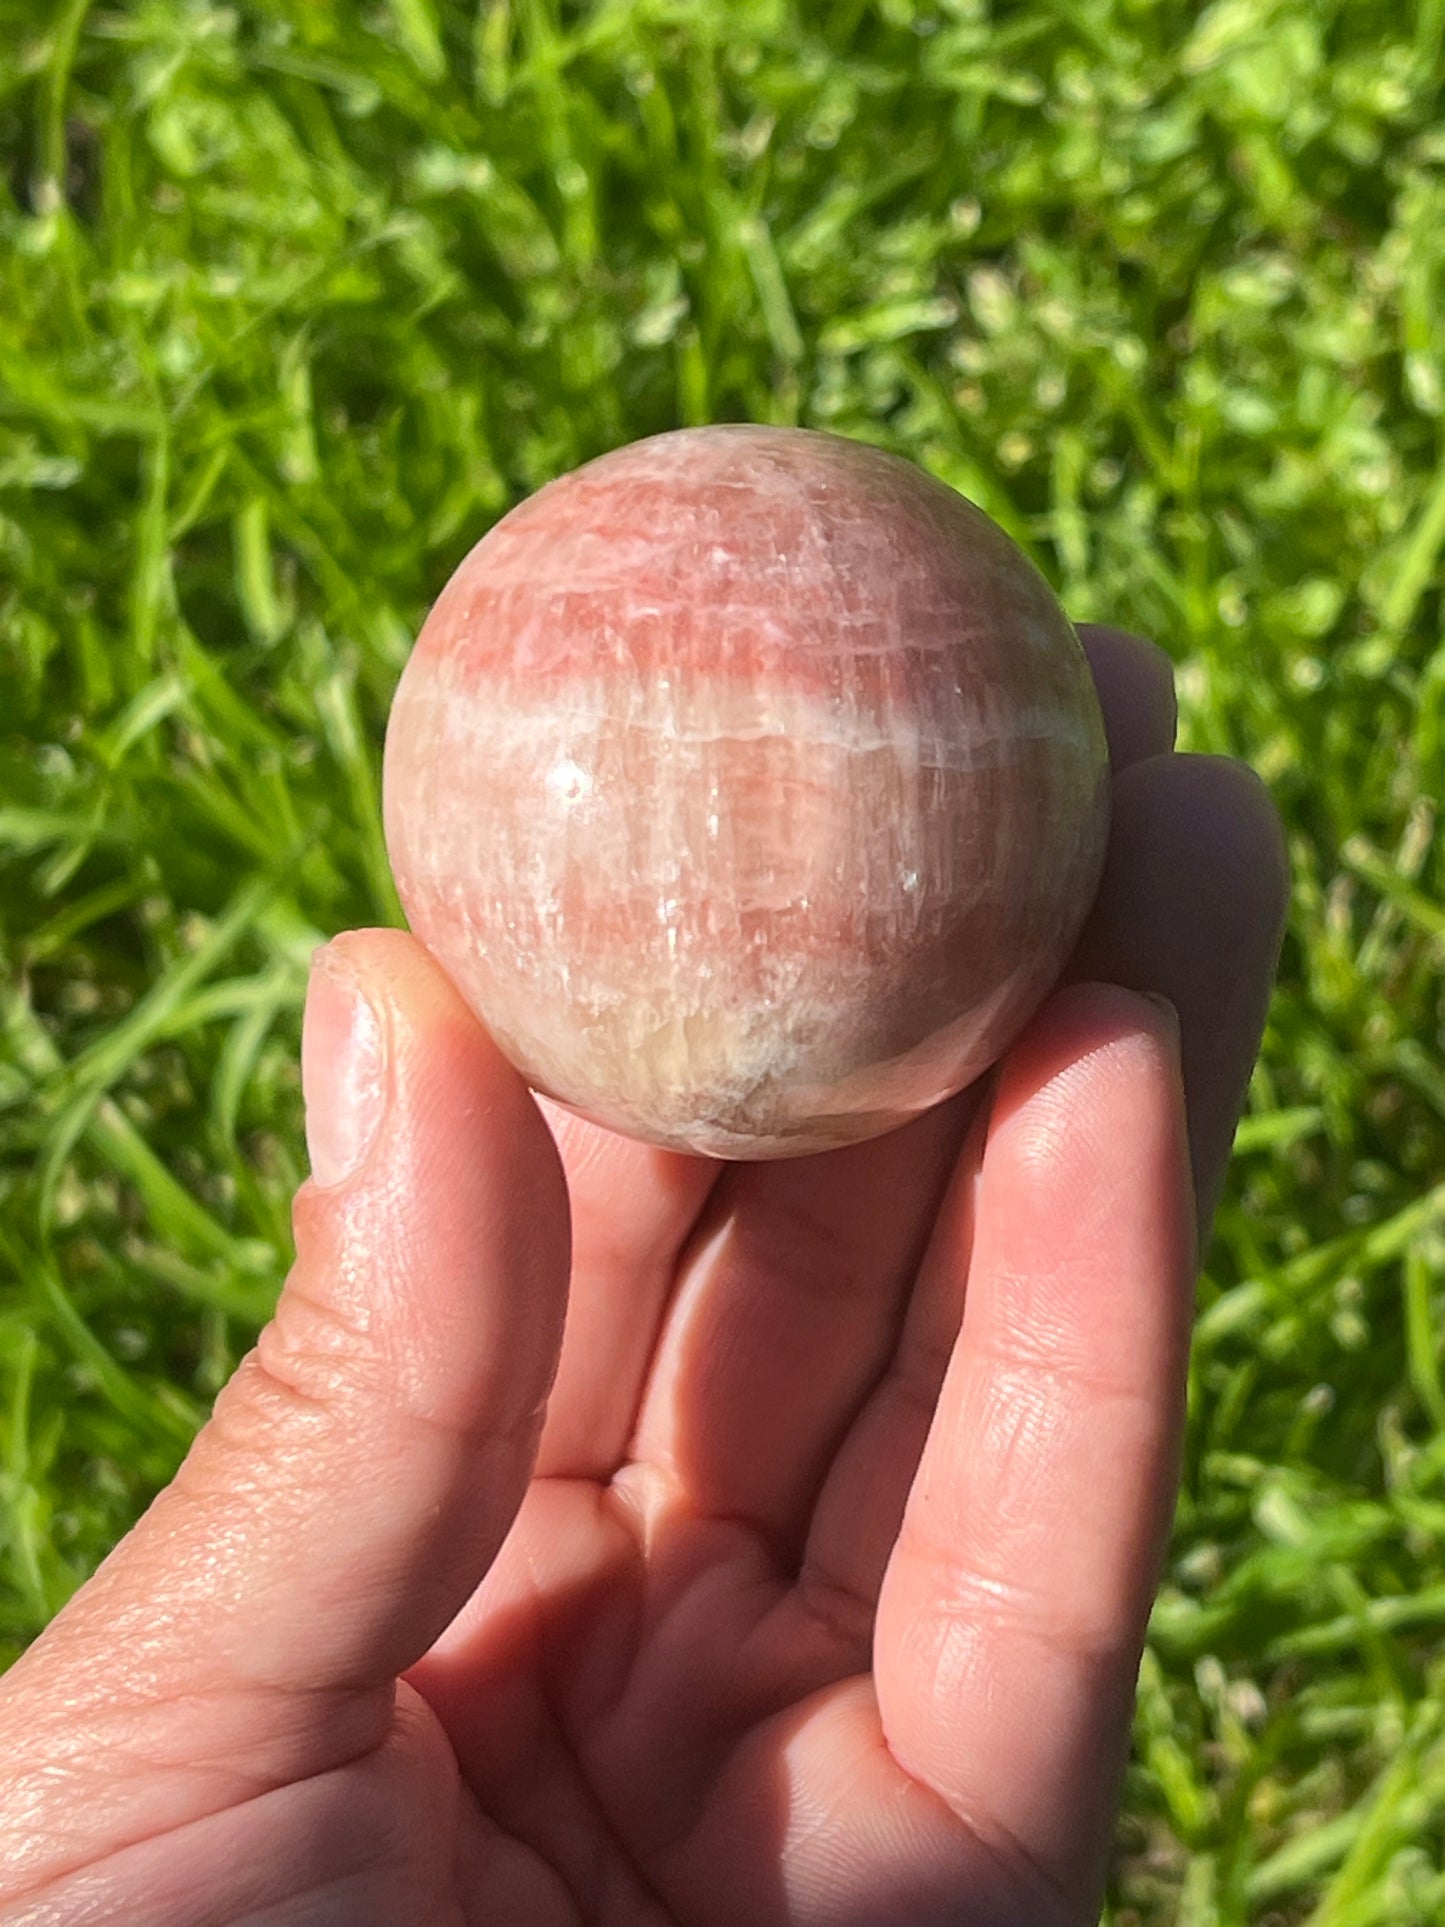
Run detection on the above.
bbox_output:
[796,1104,986,1632]
[575,747,1281,1647]
[1075,624,1178,770]
[0,930,570,1878]
[875,983,1194,1917]
[798,754,1280,1622]
[626,1090,980,1552]
[533,1102,719,1480]
[1069,752,1289,1235]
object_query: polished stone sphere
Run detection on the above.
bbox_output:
[383,426,1109,1158]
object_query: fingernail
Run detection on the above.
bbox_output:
[1143,991,1181,1048]
[302,946,387,1188]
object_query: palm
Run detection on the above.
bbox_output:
[399,1094,1104,1924]
[419,1487,1001,1927]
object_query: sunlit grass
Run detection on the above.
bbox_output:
[2,1,1443,1918]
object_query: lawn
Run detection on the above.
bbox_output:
[2,0,1444,1918]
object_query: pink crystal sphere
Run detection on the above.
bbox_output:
[383,426,1109,1159]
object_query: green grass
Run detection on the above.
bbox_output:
[1,0,1443,1917]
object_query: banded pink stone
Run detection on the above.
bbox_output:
[383,426,1109,1158]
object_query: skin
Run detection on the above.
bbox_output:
[0,627,1288,1926]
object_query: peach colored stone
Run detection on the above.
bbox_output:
[383,426,1109,1158]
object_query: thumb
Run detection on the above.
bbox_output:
[237,926,569,1686]
[3,930,570,1818]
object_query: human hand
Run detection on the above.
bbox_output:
[0,628,1287,1926]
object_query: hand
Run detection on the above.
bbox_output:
[0,629,1286,1926]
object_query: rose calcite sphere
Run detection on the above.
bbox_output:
[383,426,1109,1159]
